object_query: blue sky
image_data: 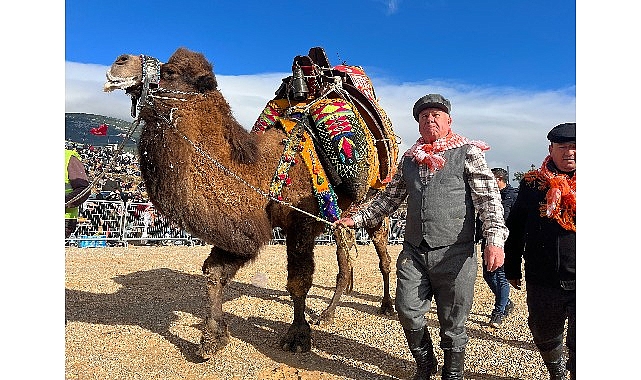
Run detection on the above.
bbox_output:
[64,0,577,182]
[65,0,575,91]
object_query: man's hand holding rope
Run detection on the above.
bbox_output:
[333,216,355,229]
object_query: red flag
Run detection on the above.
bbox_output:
[90,124,108,136]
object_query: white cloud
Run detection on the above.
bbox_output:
[66,61,575,184]
[66,62,137,121]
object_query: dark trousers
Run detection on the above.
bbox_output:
[526,282,576,366]
[65,218,78,239]
[395,240,477,349]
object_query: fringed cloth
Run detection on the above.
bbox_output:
[525,155,576,232]
[404,132,490,173]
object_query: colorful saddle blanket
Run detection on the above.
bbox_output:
[251,47,398,222]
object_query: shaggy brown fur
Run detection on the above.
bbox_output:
[104,47,394,360]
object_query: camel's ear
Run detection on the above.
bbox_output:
[195,73,217,92]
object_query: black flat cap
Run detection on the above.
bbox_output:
[547,122,576,143]
[413,94,451,121]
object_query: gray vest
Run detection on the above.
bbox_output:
[403,145,476,248]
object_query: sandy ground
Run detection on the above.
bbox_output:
[65,244,552,380]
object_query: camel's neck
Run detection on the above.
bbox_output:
[139,90,261,175]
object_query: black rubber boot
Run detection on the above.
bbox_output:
[540,346,567,380]
[441,348,465,380]
[403,327,438,380]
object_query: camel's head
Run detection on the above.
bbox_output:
[104,47,219,117]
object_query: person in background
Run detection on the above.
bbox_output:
[65,149,91,238]
[504,123,576,380]
[477,167,518,328]
[334,94,508,380]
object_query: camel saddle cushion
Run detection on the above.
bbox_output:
[250,47,399,221]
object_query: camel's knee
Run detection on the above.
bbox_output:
[202,247,249,284]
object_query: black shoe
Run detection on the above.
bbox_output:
[489,311,505,328]
[504,299,515,316]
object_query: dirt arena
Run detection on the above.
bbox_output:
[65,244,552,379]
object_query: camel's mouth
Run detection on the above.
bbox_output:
[103,68,140,92]
[104,55,162,117]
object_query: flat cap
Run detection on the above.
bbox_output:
[547,122,576,143]
[413,94,451,121]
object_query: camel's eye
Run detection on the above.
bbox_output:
[162,67,177,80]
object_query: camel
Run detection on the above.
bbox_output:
[103,47,398,359]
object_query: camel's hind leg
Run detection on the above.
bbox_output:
[315,217,395,325]
[198,246,250,360]
[365,217,395,316]
[314,226,356,326]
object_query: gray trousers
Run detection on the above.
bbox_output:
[395,240,477,349]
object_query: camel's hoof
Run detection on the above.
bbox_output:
[198,317,230,360]
[312,311,335,326]
[279,322,311,353]
[380,300,397,316]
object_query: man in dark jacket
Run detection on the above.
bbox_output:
[479,167,518,328]
[504,122,576,380]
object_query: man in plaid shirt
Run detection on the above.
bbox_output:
[335,94,508,380]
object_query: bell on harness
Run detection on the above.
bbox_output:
[291,63,309,101]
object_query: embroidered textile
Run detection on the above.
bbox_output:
[252,104,342,222]
[251,100,284,134]
[525,155,576,232]
[404,132,490,173]
[309,98,377,201]
[268,118,303,200]
[334,65,377,103]
[334,64,398,187]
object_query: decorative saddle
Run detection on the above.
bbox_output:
[251,47,399,222]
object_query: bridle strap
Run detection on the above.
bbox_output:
[136,55,161,117]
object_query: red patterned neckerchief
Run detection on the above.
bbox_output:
[404,132,490,173]
[525,155,576,232]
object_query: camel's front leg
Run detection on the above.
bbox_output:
[279,230,316,352]
[314,227,356,325]
[366,217,396,316]
[198,247,247,360]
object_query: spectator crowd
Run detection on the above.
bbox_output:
[65,141,148,203]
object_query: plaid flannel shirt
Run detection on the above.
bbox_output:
[352,144,509,248]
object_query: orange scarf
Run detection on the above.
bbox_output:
[525,155,576,231]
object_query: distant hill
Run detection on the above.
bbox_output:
[65,113,141,152]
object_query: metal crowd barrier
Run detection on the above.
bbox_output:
[66,199,407,248]
[66,200,203,247]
